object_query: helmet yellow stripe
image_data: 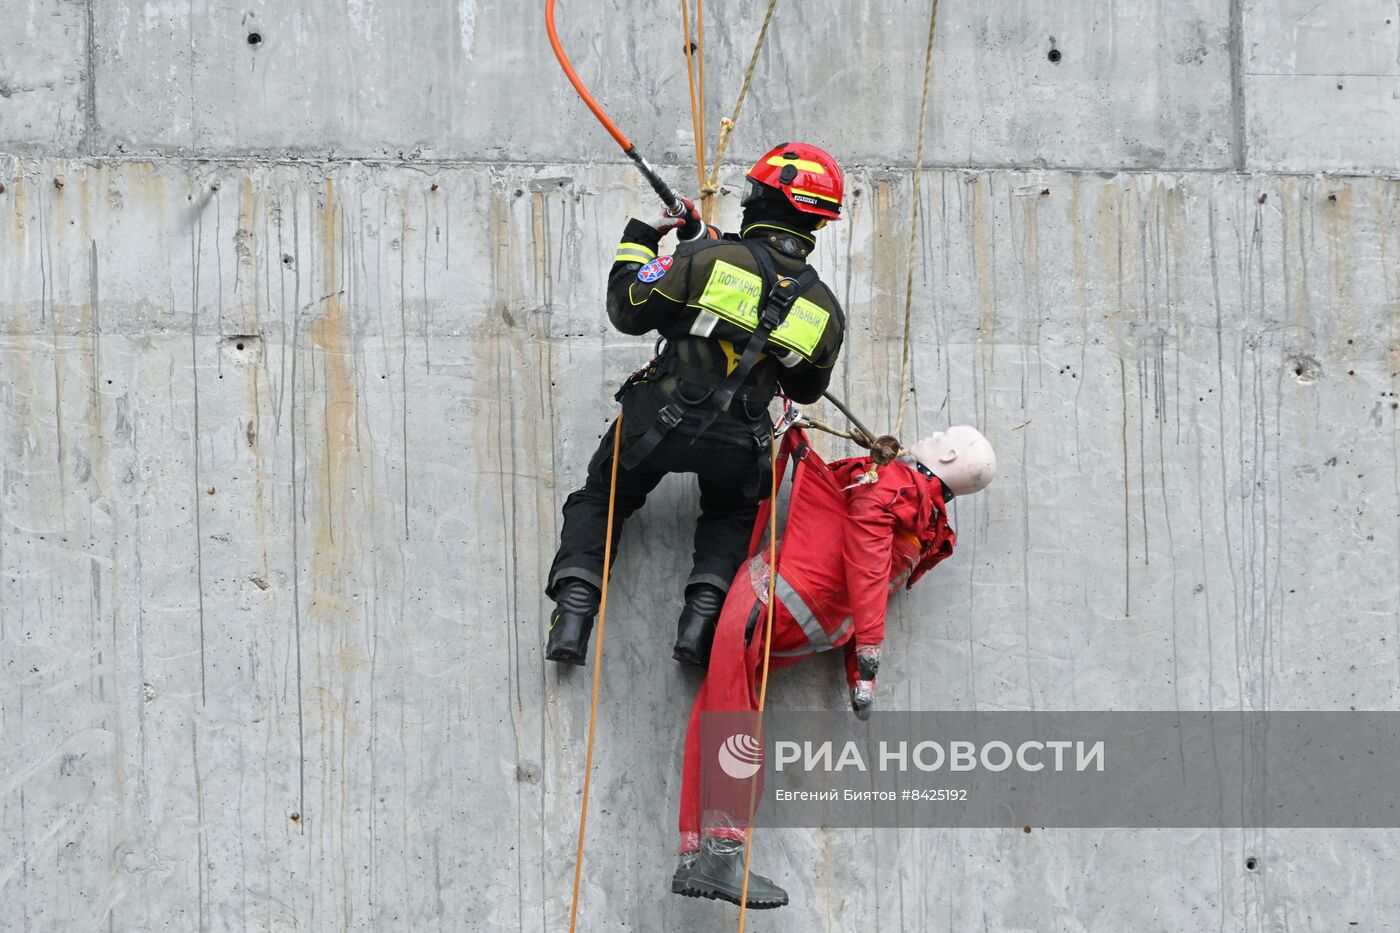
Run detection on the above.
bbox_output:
[789,187,839,204]
[766,156,826,174]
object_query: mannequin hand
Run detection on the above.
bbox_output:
[849,644,881,721]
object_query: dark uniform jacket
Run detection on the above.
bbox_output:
[606,218,846,450]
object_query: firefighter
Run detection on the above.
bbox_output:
[670,425,997,909]
[545,144,848,669]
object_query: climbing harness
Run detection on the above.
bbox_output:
[565,416,624,933]
[689,243,819,436]
[616,241,819,471]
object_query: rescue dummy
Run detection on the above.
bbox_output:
[670,424,998,908]
[546,145,848,668]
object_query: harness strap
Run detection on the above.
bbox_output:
[743,424,806,556]
[623,354,776,406]
[618,401,686,471]
[690,241,817,439]
[617,244,817,470]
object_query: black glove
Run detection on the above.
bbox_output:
[849,644,881,721]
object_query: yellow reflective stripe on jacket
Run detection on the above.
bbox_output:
[614,242,657,264]
[694,260,830,360]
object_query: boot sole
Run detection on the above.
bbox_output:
[546,649,586,666]
[671,647,708,669]
[671,876,787,909]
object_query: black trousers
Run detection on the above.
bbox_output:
[547,417,767,600]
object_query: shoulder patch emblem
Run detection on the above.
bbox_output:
[637,255,673,282]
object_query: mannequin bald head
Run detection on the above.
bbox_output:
[909,425,997,497]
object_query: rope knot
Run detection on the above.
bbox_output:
[869,435,902,466]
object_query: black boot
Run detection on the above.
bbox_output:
[673,583,725,668]
[545,579,601,666]
[670,835,788,909]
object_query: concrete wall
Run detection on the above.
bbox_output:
[2,1,1399,930]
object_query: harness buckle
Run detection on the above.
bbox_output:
[760,276,799,330]
[656,403,684,430]
[774,404,803,437]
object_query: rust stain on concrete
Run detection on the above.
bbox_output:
[1070,179,1089,330]
[1323,180,1354,326]
[1097,179,1126,355]
[11,174,28,244]
[308,178,362,624]
[307,686,361,733]
[970,173,997,343]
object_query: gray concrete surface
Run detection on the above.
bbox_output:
[2,1,1399,930]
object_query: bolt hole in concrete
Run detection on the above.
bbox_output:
[1289,354,1323,385]
[247,31,262,46]
[222,335,263,366]
[1245,856,1259,871]
[1048,48,1062,63]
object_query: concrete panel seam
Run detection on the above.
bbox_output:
[1,152,1398,183]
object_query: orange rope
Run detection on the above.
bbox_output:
[679,0,707,192]
[696,0,707,177]
[565,414,624,933]
[737,428,780,930]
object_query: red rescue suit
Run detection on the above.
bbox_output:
[677,429,955,846]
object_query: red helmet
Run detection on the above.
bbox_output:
[743,143,844,220]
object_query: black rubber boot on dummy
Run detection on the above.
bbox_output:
[673,583,725,668]
[545,579,601,666]
[670,836,788,909]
